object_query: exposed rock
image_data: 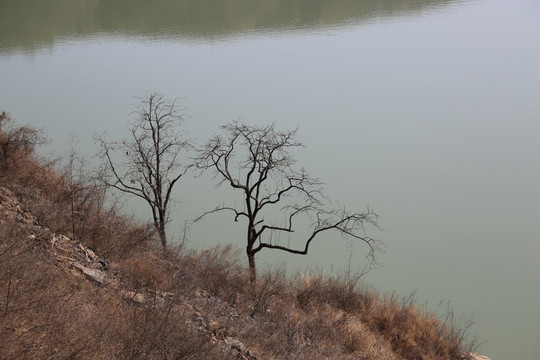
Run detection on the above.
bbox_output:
[1,187,117,288]
[468,354,492,360]
[226,336,246,353]
[196,316,208,332]
[120,290,146,304]
[0,187,40,229]
[71,263,108,284]
[224,337,258,359]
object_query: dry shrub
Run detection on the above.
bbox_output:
[261,273,391,359]
[108,300,219,360]
[248,294,389,360]
[358,292,477,360]
[88,219,155,261]
[294,272,363,312]
[0,219,229,359]
[250,268,287,317]
[0,112,47,178]
[117,250,173,290]
[0,220,91,358]
[273,272,476,360]
[177,245,249,300]
[341,316,397,359]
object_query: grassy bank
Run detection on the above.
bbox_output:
[0,113,477,359]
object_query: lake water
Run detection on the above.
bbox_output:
[1,0,539,358]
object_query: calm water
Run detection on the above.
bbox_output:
[2,0,540,358]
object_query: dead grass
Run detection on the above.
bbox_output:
[0,116,478,359]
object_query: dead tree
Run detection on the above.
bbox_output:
[96,93,191,249]
[196,121,380,282]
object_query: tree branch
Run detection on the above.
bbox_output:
[194,205,249,223]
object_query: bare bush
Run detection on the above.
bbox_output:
[250,269,287,317]
[0,112,47,174]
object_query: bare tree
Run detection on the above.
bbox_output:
[96,93,191,249]
[196,120,380,282]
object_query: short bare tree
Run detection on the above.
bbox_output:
[96,93,191,249]
[196,120,380,282]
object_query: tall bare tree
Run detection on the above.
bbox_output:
[96,93,191,249]
[196,121,380,282]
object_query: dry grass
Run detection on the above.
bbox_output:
[0,116,478,359]
[0,218,229,359]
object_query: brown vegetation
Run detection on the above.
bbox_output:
[0,114,477,359]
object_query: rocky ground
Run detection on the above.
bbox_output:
[0,186,259,359]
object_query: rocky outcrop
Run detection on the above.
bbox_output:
[0,186,41,229]
[0,187,113,285]
[468,354,492,360]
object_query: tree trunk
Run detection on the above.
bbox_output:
[158,226,167,250]
[247,226,257,283]
[248,251,256,283]
[158,209,168,250]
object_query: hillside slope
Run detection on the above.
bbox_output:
[0,115,482,359]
